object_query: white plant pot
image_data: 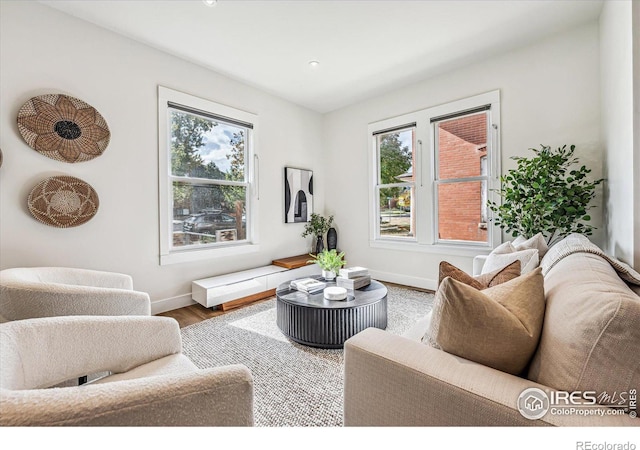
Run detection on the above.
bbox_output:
[322,270,336,280]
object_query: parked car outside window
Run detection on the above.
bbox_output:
[182,212,239,235]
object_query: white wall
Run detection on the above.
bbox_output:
[600,0,635,267]
[0,1,325,313]
[323,23,602,289]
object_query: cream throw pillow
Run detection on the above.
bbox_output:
[513,232,549,259]
[424,268,545,375]
[481,233,547,275]
[482,248,538,275]
[491,241,516,255]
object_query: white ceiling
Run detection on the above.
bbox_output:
[40,0,603,113]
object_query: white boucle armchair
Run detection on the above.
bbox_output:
[0,267,151,322]
[0,315,254,426]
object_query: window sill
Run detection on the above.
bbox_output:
[160,243,261,266]
[369,239,492,257]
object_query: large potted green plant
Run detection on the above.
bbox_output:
[301,213,334,254]
[308,249,346,280]
[488,144,603,245]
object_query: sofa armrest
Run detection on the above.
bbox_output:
[344,328,637,426]
[0,364,253,426]
[472,255,487,276]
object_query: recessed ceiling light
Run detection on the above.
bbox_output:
[203,0,217,7]
[308,60,320,67]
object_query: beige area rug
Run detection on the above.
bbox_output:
[180,284,434,427]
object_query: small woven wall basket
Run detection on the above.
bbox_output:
[27,176,99,228]
[17,94,110,163]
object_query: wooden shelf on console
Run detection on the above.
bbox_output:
[272,254,312,270]
[219,288,276,312]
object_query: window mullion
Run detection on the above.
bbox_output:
[378,182,413,190]
[436,176,488,184]
[170,176,248,188]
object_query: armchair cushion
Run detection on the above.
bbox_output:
[90,354,197,384]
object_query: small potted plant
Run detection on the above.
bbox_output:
[308,249,346,280]
[301,213,334,254]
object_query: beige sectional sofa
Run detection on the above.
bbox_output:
[344,235,639,426]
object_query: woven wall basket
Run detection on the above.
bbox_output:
[27,176,99,228]
[17,94,110,163]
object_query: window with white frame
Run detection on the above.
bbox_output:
[158,87,258,265]
[374,125,416,240]
[369,90,500,254]
[434,108,491,244]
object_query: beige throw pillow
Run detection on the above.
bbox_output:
[424,268,545,375]
[438,260,521,290]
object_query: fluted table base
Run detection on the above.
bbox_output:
[276,280,388,349]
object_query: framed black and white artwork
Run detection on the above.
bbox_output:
[284,167,313,223]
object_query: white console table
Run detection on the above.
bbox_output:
[192,255,320,311]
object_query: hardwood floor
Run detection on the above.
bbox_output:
[157,282,433,328]
[157,297,273,328]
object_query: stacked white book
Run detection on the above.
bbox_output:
[336,266,371,290]
[290,278,326,294]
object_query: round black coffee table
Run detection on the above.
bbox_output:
[276,278,388,349]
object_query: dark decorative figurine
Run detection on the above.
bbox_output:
[327,227,337,251]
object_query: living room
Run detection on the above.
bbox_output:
[0,0,638,445]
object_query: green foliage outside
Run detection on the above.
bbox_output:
[379,133,412,208]
[170,112,246,215]
[488,144,603,245]
[307,249,346,273]
[171,112,222,179]
[223,131,246,208]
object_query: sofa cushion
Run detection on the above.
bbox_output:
[513,233,549,259]
[438,260,521,290]
[424,268,545,375]
[528,252,640,398]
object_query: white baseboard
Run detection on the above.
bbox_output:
[151,293,196,315]
[368,270,437,292]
